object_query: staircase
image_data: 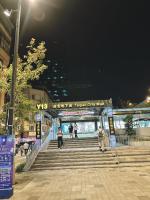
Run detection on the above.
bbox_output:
[30,137,150,171]
[114,147,150,167]
[31,137,117,171]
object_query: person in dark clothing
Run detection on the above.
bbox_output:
[57,127,63,149]
[68,123,73,138]
[74,122,78,138]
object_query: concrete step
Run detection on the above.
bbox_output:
[30,162,150,171]
[32,160,150,169]
[49,140,98,143]
[34,157,115,164]
[50,138,98,142]
[47,145,99,149]
[30,164,118,171]
[116,151,150,156]
[39,148,112,154]
[37,154,114,160]
[32,160,118,167]
[38,152,113,158]
[48,143,99,146]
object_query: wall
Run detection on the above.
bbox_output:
[136,127,150,137]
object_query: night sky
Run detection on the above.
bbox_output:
[1,0,150,105]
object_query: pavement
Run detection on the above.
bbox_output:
[10,166,150,200]
[15,155,26,166]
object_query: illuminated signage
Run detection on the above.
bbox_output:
[36,121,41,139]
[36,103,48,110]
[58,111,95,116]
[0,136,14,199]
[108,117,115,135]
[51,99,112,109]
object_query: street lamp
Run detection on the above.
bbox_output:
[146,96,150,103]
[4,0,22,135]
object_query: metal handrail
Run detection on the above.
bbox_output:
[23,133,51,171]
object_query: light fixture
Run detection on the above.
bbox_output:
[146,96,150,103]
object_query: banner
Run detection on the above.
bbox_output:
[36,121,41,139]
[108,117,115,135]
[0,135,14,199]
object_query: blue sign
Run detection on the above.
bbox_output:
[0,135,14,199]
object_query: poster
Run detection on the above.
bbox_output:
[0,135,14,198]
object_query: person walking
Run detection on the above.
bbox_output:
[57,127,63,149]
[20,144,24,156]
[23,142,29,156]
[74,122,78,138]
[68,123,73,139]
[98,127,105,152]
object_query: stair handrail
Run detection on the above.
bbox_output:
[23,133,51,171]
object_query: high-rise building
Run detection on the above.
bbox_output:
[33,59,69,102]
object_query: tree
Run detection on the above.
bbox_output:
[0,38,47,134]
[123,115,136,136]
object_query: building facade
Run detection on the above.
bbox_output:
[17,88,52,142]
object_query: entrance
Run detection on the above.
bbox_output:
[49,99,115,142]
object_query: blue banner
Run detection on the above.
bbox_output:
[0,135,14,199]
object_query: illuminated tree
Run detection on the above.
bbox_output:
[0,38,47,134]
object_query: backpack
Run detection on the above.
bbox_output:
[99,129,105,138]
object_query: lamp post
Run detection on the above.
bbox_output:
[7,0,22,135]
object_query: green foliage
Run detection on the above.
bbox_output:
[16,162,26,173]
[0,38,47,133]
[123,115,136,135]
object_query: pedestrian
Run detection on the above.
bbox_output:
[15,136,20,155]
[98,127,106,152]
[20,145,24,156]
[68,123,73,139]
[57,127,63,149]
[23,142,29,155]
[74,122,78,138]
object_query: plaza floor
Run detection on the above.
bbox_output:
[10,166,150,200]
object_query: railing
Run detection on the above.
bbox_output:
[23,133,51,171]
[115,135,150,147]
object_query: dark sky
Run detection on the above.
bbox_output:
[2,0,150,105]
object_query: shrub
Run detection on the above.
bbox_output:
[16,162,26,173]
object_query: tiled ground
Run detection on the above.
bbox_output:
[10,166,150,200]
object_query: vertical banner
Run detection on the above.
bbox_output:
[36,121,41,139]
[108,117,115,135]
[0,135,14,199]
[108,117,116,147]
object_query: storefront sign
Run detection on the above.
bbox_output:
[0,135,14,199]
[51,99,112,109]
[36,121,41,139]
[108,117,115,135]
